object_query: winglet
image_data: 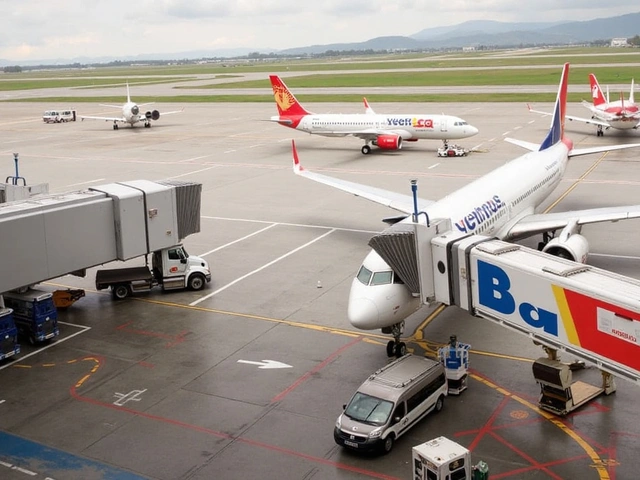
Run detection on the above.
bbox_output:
[292,140,303,174]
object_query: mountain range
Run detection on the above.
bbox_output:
[2,12,638,67]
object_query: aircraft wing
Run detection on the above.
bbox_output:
[291,140,434,214]
[506,206,640,239]
[528,104,611,128]
[160,108,184,116]
[80,115,126,122]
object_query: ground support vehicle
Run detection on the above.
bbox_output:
[438,335,470,395]
[412,436,489,479]
[334,354,447,454]
[52,289,85,309]
[42,110,76,123]
[0,308,20,360]
[95,245,211,300]
[437,143,469,157]
[2,290,59,345]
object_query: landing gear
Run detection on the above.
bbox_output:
[597,125,604,137]
[383,321,406,358]
[113,123,119,130]
[361,144,371,155]
[537,231,555,251]
[144,122,151,128]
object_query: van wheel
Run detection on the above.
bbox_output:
[188,273,205,291]
[435,395,445,413]
[112,284,130,300]
[382,435,394,454]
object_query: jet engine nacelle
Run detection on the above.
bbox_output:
[146,110,160,121]
[374,134,402,150]
[542,233,589,263]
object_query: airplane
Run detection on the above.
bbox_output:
[528,73,640,137]
[291,63,640,358]
[80,83,183,130]
[269,75,478,155]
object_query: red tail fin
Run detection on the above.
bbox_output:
[269,75,311,117]
[589,73,607,106]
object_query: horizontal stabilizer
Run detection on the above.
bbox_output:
[504,138,539,152]
[569,142,640,158]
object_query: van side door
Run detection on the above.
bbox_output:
[390,401,409,437]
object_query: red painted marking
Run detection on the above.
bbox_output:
[137,361,154,369]
[468,396,510,451]
[491,430,564,480]
[271,336,363,403]
[69,383,399,479]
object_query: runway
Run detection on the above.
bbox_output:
[0,95,640,479]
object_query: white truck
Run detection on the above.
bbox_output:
[95,245,211,300]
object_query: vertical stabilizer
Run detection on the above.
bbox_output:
[126,82,131,103]
[539,63,569,151]
[269,75,311,117]
[589,74,607,107]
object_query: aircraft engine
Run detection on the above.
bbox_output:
[373,134,402,150]
[146,110,160,121]
[542,233,589,263]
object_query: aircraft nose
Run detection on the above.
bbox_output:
[348,297,380,330]
[468,125,479,136]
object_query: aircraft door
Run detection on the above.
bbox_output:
[440,117,448,132]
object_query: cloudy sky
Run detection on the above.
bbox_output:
[0,1,637,62]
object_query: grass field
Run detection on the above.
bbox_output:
[1,46,638,102]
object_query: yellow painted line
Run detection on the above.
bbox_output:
[471,372,609,479]
[544,152,608,214]
[42,363,56,367]
[412,304,447,341]
[13,365,31,369]
[75,374,91,388]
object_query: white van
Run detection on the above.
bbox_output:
[334,354,447,454]
[43,110,76,123]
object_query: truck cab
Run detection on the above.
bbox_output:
[152,245,211,291]
[0,307,20,361]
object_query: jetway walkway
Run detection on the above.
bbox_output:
[369,219,640,388]
[0,180,202,293]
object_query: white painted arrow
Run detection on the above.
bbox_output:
[237,360,292,369]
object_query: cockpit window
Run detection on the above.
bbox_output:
[371,271,393,286]
[356,265,373,285]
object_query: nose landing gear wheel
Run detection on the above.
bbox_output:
[361,145,371,155]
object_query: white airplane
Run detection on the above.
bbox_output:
[291,63,640,357]
[529,73,640,136]
[269,75,478,155]
[80,83,183,130]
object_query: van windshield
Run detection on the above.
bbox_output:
[344,392,393,426]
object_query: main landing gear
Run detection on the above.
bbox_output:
[596,125,604,137]
[383,321,407,358]
[113,122,119,130]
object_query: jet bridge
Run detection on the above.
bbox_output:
[0,180,202,293]
[369,220,640,393]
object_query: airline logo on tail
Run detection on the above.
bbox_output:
[269,75,310,118]
[589,74,607,106]
[539,63,569,151]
